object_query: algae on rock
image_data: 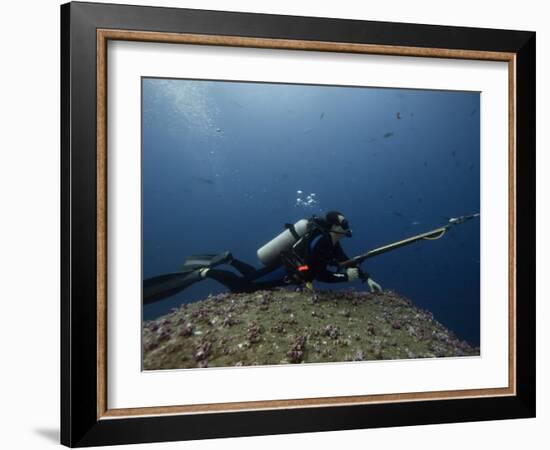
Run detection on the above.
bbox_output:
[142,288,479,370]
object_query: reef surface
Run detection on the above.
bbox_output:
[142,288,479,370]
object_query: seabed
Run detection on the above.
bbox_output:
[142,288,479,370]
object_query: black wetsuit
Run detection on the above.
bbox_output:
[205,230,363,292]
[302,233,361,283]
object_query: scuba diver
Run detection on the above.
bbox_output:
[143,211,383,305]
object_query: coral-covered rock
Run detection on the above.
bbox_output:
[287,335,307,363]
[223,314,239,328]
[178,323,194,337]
[193,340,212,361]
[247,323,262,344]
[391,320,402,330]
[142,289,479,370]
[324,324,340,339]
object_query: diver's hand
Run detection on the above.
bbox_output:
[367,277,383,293]
[346,267,360,281]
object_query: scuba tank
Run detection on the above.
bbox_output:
[257,219,309,266]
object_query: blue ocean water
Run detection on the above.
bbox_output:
[142,78,480,347]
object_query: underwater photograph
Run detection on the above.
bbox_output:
[141,77,481,370]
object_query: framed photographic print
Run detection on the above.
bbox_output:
[61,1,536,447]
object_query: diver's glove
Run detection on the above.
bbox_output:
[366,277,383,293]
[346,267,360,281]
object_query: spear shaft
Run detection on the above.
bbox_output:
[339,213,479,269]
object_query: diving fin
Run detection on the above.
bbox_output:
[144,252,233,304]
[180,251,233,271]
[143,270,202,305]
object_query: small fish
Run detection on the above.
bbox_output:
[215,128,222,133]
[320,112,325,120]
[470,108,477,116]
[469,163,475,171]
[383,132,394,138]
[451,150,456,157]
[396,112,401,120]
[192,176,215,185]
[423,161,428,167]
[411,221,421,226]
[393,211,403,217]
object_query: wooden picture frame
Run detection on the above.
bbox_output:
[61,1,535,447]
